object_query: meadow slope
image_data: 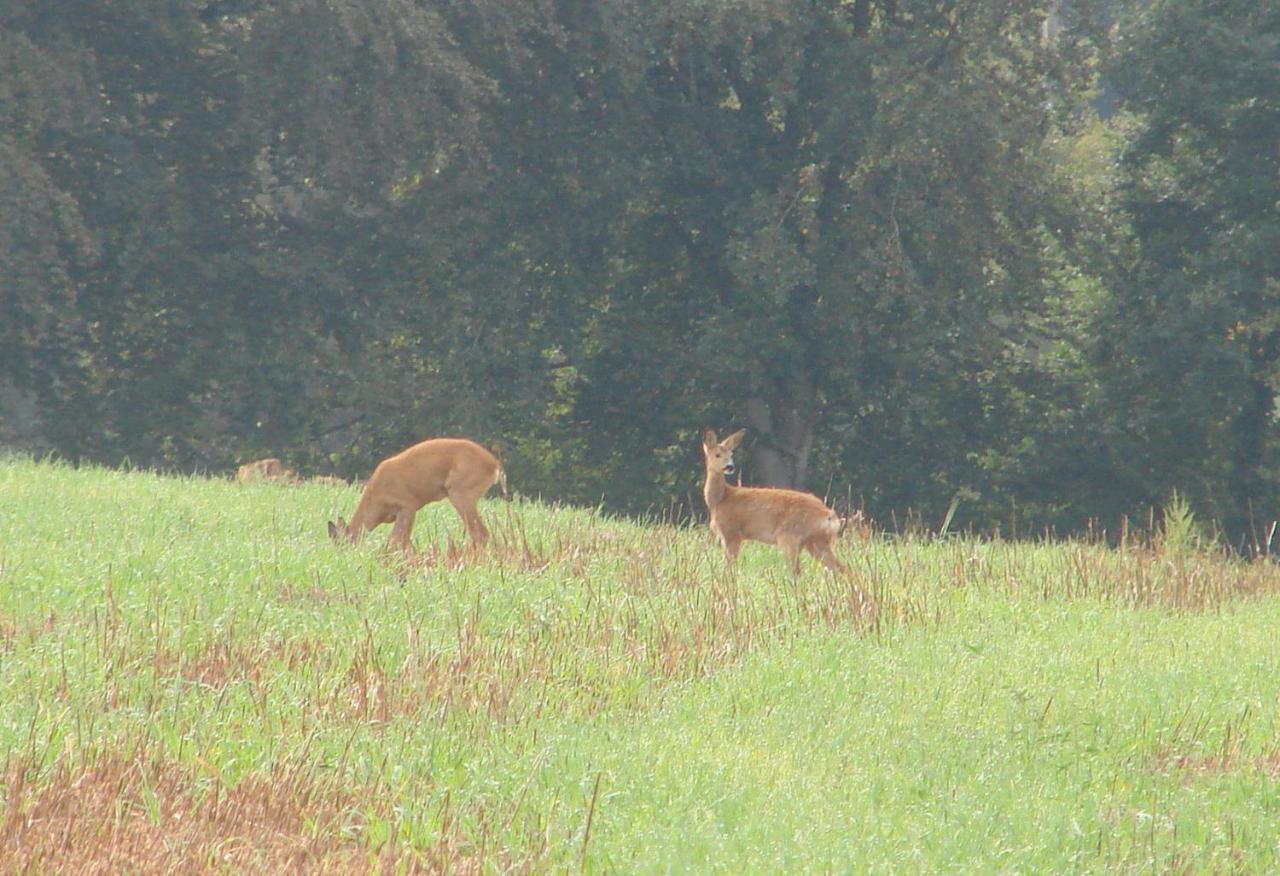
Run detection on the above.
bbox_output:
[2,458,1280,872]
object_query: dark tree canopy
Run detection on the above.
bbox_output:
[1,0,1276,538]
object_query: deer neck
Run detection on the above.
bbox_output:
[346,494,378,540]
[703,468,733,511]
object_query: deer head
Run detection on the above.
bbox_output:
[327,516,353,543]
[702,428,746,478]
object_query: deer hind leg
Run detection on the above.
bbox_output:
[809,535,873,615]
[446,464,497,550]
[805,534,850,576]
[467,508,491,547]
[447,491,490,549]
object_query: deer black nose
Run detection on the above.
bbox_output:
[724,463,736,476]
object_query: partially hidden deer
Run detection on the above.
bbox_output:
[236,457,297,484]
[327,437,508,555]
[701,428,850,575]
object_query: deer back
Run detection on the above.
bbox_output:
[713,485,840,542]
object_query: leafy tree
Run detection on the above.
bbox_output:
[0,17,98,449]
[1091,0,1280,533]
[24,0,1263,541]
[2,1,274,464]
[455,0,1106,522]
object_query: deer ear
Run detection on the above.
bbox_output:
[723,429,746,450]
[702,429,718,448]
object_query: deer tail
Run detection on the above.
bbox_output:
[821,512,842,536]
[496,465,510,501]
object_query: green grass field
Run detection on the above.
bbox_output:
[3,457,1280,872]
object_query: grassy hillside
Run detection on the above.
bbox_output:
[2,458,1280,871]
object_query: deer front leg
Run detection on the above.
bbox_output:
[718,530,742,568]
[388,510,417,555]
[778,535,804,576]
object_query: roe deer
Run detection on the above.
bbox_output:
[236,458,297,484]
[327,438,507,555]
[702,428,850,575]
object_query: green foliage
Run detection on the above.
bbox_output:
[0,0,1275,537]
[1086,0,1280,533]
[1159,489,1206,557]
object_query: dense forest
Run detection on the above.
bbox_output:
[2,0,1277,539]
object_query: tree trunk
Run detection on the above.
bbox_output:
[743,394,816,488]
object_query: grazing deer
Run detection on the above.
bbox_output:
[236,457,297,484]
[327,438,508,555]
[702,428,850,575]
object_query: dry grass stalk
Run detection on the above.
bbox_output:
[0,753,484,873]
[1153,747,1280,782]
[150,636,326,690]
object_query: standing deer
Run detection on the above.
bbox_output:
[327,438,507,555]
[701,428,850,575]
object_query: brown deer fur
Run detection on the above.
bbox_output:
[236,458,296,484]
[327,438,507,555]
[702,428,850,575]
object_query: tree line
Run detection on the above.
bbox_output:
[2,0,1277,540]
